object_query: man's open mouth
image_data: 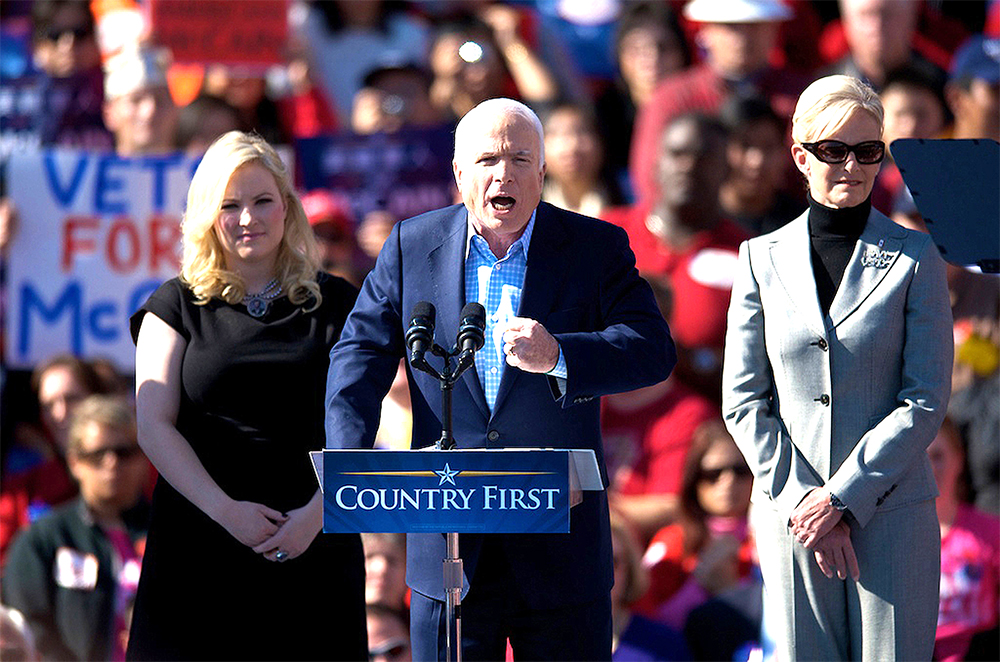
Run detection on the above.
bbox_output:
[490,196,516,210]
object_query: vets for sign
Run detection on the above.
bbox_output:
[4,149,198,370]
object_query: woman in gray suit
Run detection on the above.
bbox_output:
[722,75,953,660]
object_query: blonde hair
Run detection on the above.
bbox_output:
[791,75,884,144]
[180,131,322,310]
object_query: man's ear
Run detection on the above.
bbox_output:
[452,159,462,193]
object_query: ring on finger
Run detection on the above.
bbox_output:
[275,550,288,562]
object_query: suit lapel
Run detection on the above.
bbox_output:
[491,203,570,415]
[426,207,490,419]
[828,211,904,328]
[769,215,827,337]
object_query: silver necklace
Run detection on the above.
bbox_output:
[242,278,282,318]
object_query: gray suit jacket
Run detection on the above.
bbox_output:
[722,208,953,527]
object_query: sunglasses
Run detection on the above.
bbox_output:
[800,140,885,165]
[700,464,753,483]
[74,445,144,466]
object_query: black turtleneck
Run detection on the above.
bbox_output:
[808,194,870,315]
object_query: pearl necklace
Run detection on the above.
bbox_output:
[242,278,282,318]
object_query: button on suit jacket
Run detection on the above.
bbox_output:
[722,208,953,528]
[325,201,675,607]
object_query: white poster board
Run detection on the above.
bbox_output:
[4,149,197,370]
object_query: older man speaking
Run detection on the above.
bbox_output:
[325,98,674,661]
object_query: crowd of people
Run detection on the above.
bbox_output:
[0,0,998,660]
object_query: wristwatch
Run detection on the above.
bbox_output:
[830,492,848,512]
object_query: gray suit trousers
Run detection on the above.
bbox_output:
[754,499,940,661]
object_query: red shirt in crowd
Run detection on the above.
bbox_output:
[603,204,749,352]
[935,504,1000,662]
[635,517,756,622]
[601,380,717,496]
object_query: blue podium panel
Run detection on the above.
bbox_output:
[321,450,571,534]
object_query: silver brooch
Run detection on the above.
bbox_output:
[861,246,894,269]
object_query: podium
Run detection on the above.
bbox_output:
[311,447,604,661]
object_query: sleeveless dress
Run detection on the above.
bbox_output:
[125,274,366,661]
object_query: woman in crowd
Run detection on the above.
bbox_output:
[127,131,366,660]
[541,101,622,218]
[723,74,953,660]
[637,420,756,632]
[428,9,558,122]
[595,1,689,189]
[928,417,1000,662]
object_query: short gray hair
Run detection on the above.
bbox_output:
[792,75,884,144]
[453,98,545,166]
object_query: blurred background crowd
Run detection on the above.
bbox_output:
[0,0,998,660]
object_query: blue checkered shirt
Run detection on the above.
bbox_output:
[464,210,567,411]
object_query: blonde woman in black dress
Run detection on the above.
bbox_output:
[128,132,366,660]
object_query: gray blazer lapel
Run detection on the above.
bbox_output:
[426,207,490,419]
[492,203,570,415]
[769,215,826,337]
[828,211,904,328]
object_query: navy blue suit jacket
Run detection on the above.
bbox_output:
[325,201,675,608]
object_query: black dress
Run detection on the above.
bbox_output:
[125,274,367,661]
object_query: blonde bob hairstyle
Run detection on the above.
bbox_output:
[181,131,322,310]
[791,75,884,145]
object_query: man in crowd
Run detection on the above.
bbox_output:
[2,395,150,661]
[629,0,808,203]
[102,45,178,157]
[826,0,944,91]
[606,113,748,403]
[945,35,1000,142]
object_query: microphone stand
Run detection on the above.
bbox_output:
[410,342,478,662]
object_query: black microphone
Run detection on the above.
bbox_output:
[456,302,486,354]
[454,302,485,377]
[405,302,436,368]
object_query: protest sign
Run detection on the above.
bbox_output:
[1,18,114,154]
[149,0,287,67]
[296,126,455,222]
[4,148,198,371]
